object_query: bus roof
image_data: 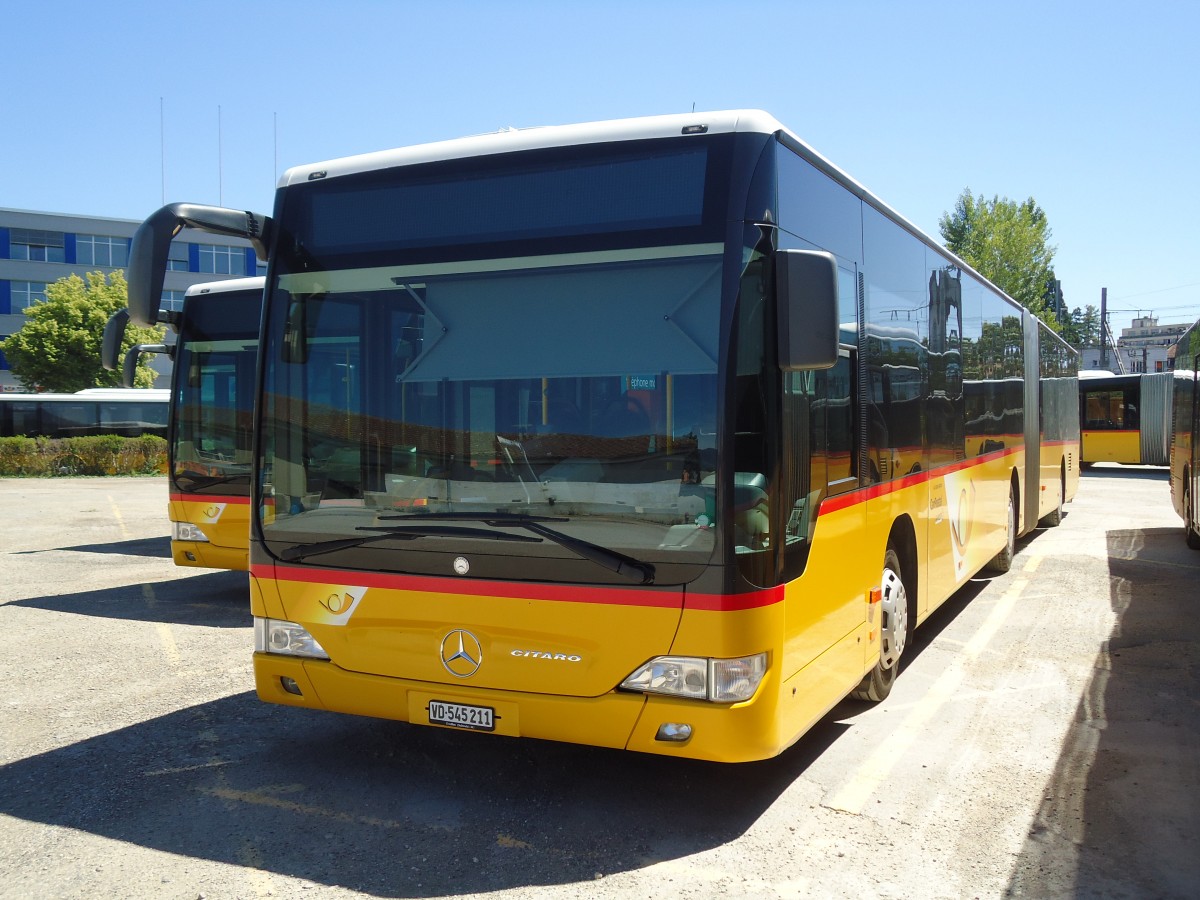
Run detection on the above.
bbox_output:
[277,110,786,188]
[184,276,266,298]
[272,109,1071,352]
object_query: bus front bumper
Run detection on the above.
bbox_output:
[254,653,784,762]
[172,539,249,571]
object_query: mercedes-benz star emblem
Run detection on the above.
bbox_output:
[440,629,483,678]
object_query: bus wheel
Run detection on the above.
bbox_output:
[1185,486,1200,551]
[852,548,908,702]
[985,486,1017,573]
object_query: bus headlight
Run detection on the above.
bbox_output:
[173,522,209,542]
[254,617,330,659]
[620,653,766,702]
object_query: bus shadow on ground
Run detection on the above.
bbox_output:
[13,534,173,559]
[0,690,849,897]
[1007,525,1200,898]
[10,569,250,628]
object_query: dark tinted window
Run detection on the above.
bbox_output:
[287,137,732,264]
[777,146,863,265]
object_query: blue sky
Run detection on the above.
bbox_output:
[4,0,1197,328]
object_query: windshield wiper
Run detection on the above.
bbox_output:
[277,524,540,563]
[376,511,656,584]
[176,472,249,492]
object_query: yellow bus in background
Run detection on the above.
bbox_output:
[105,278,262,569]
[126,111,1079,762]
[1079,371,1173,466]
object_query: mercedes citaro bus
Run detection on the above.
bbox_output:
[125,110,1079,761]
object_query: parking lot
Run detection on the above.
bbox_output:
[2,471,1198,899]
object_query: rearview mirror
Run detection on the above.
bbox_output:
[128,202,272,327]
[101,309,129,371]
[122,343,170,389]
[776,249,839,371]
[282,298,309,363]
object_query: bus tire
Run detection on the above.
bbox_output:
[1185,485,1200,551]
[852,548,908,702]
[985,485,1017,573]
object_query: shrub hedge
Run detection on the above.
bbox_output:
[0,435,167,476]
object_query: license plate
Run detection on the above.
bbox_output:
[427,700,495,732]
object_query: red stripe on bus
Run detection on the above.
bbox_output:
[252,562,783,612]
[250,440,1066,613]
[169,493,251,505]
[820,446,1022,513]
[685,585,784,611]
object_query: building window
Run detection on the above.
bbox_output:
[160,290,185,313]
[198,244,245,275]
[167,242,189,272]
[9,229,65,263]
[76,234,130,268]
[11,281,48,311]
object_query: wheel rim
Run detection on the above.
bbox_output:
[879,566,908,669]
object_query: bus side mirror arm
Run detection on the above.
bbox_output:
[776,249,839,371]
[128,202,273,327]
[103,306,180,373]
[122,343,172,389]
[101,309,129,372]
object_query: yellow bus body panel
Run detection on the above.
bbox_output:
[249,446,1044,762]
[169,494,250,571]
[1081,430,1141,465]
[251,564,803,762]
[258,567,683,696]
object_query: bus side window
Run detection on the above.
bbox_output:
[781,369,815,547]
[823,354,856,496]
[781,351,855,579]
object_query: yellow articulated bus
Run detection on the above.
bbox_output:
[1079,371,1174,466]
[1169,325,1199,548]
[126,110,1079,762]
[104,278,262,569]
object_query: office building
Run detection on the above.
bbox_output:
[1080,314,1192,374]
[1,207,263,391]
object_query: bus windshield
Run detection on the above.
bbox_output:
[172,291,260,495]
[258,138,733,583]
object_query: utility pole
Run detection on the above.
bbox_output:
[1100,287,1108,370]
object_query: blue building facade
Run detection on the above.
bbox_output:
[0,207,263,390]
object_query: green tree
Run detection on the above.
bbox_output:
[0,271,164,392]
[1061,304,1101,348]
[1184,323,1200,366]
[940,189,1059,330]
